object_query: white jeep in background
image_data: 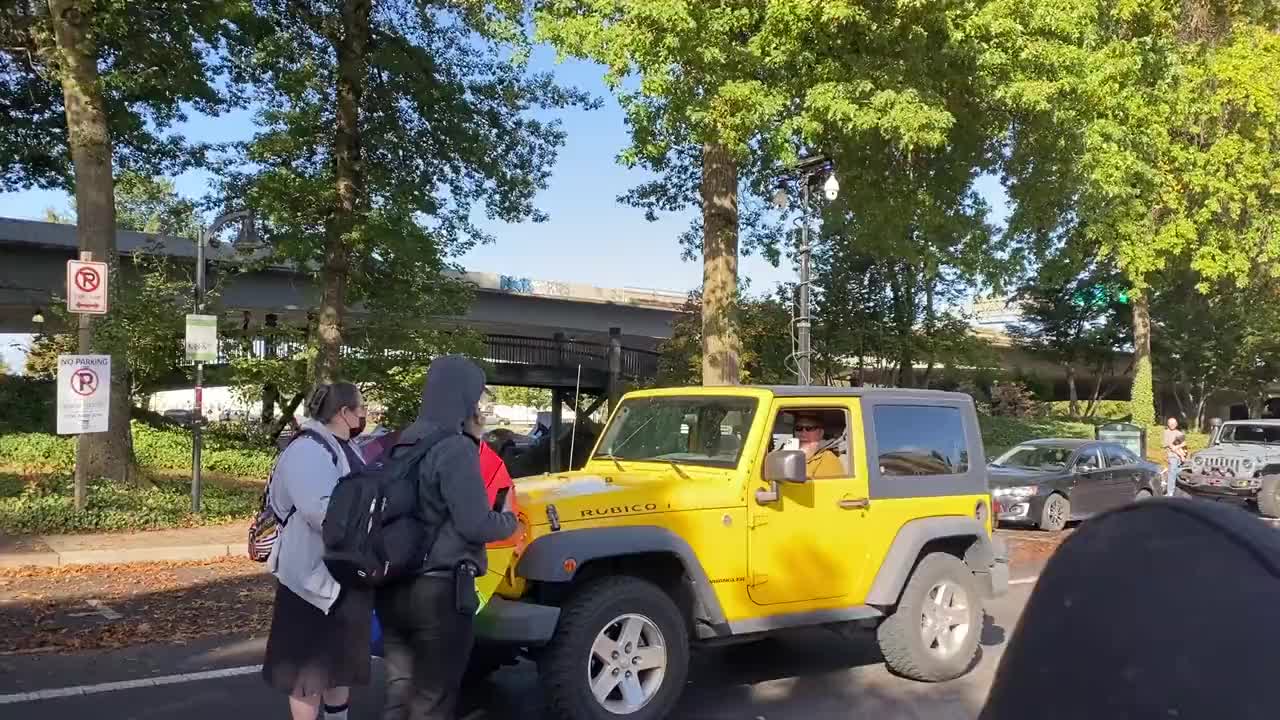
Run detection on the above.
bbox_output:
[1180,420,1280,517]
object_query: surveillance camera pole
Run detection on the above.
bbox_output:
[797,179,812,386]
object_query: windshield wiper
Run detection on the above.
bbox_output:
[666,461,690,480]
[594,453,626,472]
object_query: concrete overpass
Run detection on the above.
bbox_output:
[0,217,686,393]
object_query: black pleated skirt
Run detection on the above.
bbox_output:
[262,581,373,697]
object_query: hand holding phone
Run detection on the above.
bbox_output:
[492,486,511,513]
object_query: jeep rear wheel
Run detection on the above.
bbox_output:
[877,552,982,682]
[1257,476,1280,518]
[540,577,689,720]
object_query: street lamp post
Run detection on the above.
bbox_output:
[192,210,254,513]
[774,156,838,386]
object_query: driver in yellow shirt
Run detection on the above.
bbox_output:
[793,411,845,479]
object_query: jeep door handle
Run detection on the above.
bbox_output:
[838,497,870,510]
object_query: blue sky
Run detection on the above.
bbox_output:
[0,45,1008,373]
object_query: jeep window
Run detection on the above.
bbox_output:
[873,405,969,476]
[991,444,1071,471]
[769,408,853,479]
[1219,424,1280,445]
[594,396,758,468]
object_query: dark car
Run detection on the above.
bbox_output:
[988,439,1164,531]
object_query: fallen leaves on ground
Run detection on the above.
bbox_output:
[1000,528,1071,570]
[0,557,274,654]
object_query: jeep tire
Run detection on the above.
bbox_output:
[540,576,690,720]
[877,552,982,682]
[1258,476,1280,518]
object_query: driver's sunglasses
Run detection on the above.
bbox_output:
[795,424,822,432]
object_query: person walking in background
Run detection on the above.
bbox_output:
[262,382,372,720]
[1163,417,1187,497]
[377,356,518,720]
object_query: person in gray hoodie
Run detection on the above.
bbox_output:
[377,355,517,720]
[262,382,372,720]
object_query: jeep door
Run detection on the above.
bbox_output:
[747,399,869,606]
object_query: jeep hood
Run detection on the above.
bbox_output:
[1197,444,1280,459]
[512,470,730,527]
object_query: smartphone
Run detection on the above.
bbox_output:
[492,486,511,512]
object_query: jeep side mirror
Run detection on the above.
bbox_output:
[764,450,808,484]
[757,450,808,505]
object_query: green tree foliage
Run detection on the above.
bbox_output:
[1007,244,1131,418]
[658,290,795,387]
[536,0,992,386]
[974,0,1280,422]
[221,0,589,385]
[492,386,553,411]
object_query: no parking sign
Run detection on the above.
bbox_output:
[56,354,111,434]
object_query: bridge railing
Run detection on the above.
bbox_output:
[212,332,660,381]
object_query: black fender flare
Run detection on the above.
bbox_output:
[864,516,994,607]
[516,525,727,627]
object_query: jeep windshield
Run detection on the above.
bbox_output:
[593,396,758,469]
[1219,424,1280,445]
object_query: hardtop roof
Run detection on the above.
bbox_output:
[751,385,974,403]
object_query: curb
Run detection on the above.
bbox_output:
[0,543,245,569]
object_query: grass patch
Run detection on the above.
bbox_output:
[0,423,273,535]
[0,471,259,534]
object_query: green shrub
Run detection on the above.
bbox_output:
[0,376,57,434]
[0,423,276,479]
[0,472,258,534]
[979,414,1095,457]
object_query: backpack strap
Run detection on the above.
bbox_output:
[267,429,340,525]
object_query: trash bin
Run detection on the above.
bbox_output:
[1097,422,1146,459]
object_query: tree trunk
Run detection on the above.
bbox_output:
[315,0,371,384]
[49,0,136,486]
[699,142,740,386]
[1130,293,1156,427]
[1066,364,1079,418]
[890,267,915,387]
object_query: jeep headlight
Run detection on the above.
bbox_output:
[1193,456,1205,467]
[993,485,1038,500]
[1242,459,1255,470]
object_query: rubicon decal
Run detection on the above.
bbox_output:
[580,503,659,517]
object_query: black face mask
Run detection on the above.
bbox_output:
[348,411,367,437]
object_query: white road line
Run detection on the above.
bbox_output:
[1009,576,1039,586]
[0,665,262,705]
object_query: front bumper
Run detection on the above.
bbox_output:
[1179,473,1258,500]
[474,596,560,646]
[975,534,1009,598]
[993,494,1046,525]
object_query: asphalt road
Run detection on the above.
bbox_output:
[0,582,1034,720]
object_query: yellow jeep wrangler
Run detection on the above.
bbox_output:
[474,385,1007,720]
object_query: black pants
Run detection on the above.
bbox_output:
[376,576,473,720]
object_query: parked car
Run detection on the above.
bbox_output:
[989,439,1163,531]
[1180,419,1280,517]
[162,408,195,426]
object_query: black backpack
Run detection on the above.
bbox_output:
[321,429,452,588]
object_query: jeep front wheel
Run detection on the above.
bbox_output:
[540,577,690,720]
[877,552,982,682]
[1257,476,1280,518]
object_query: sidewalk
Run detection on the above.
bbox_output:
[0,523,244,568]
